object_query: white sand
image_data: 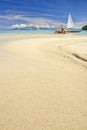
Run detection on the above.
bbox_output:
[0,34,87,130]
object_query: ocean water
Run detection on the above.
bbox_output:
[0,29,54,35]
[0,29,87,35]
[77,30,87,35]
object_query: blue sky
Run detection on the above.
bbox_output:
[0,0,87,29]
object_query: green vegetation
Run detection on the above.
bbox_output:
[82,25,87,30]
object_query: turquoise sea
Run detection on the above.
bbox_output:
[0,30,54,35]
[0,29,87,35]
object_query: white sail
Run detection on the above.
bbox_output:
[67,13,74,29]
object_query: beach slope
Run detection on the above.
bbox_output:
[0,34,87,130]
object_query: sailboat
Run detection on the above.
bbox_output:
[55,13,81,34]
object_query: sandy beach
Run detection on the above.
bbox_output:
[0,34,87,130]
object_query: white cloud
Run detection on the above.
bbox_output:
[0,14,23,21]
[75,22,87,28]
[0,14,86,30]
[11,24,28,29]
[0,14,64,29]
[10,23,56,29]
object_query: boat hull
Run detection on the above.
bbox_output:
[54,30,66,34]
[54,30,81,34]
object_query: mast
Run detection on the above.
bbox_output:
[67,13,74,29]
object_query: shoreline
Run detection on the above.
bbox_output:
[3,34,87,67]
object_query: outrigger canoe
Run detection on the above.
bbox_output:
[54,30,81,34]
[54,13,81,34]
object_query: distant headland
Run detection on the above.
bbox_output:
[82,25,87,30]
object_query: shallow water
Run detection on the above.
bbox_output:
[0,29,54,35]
[0,29,87,35]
